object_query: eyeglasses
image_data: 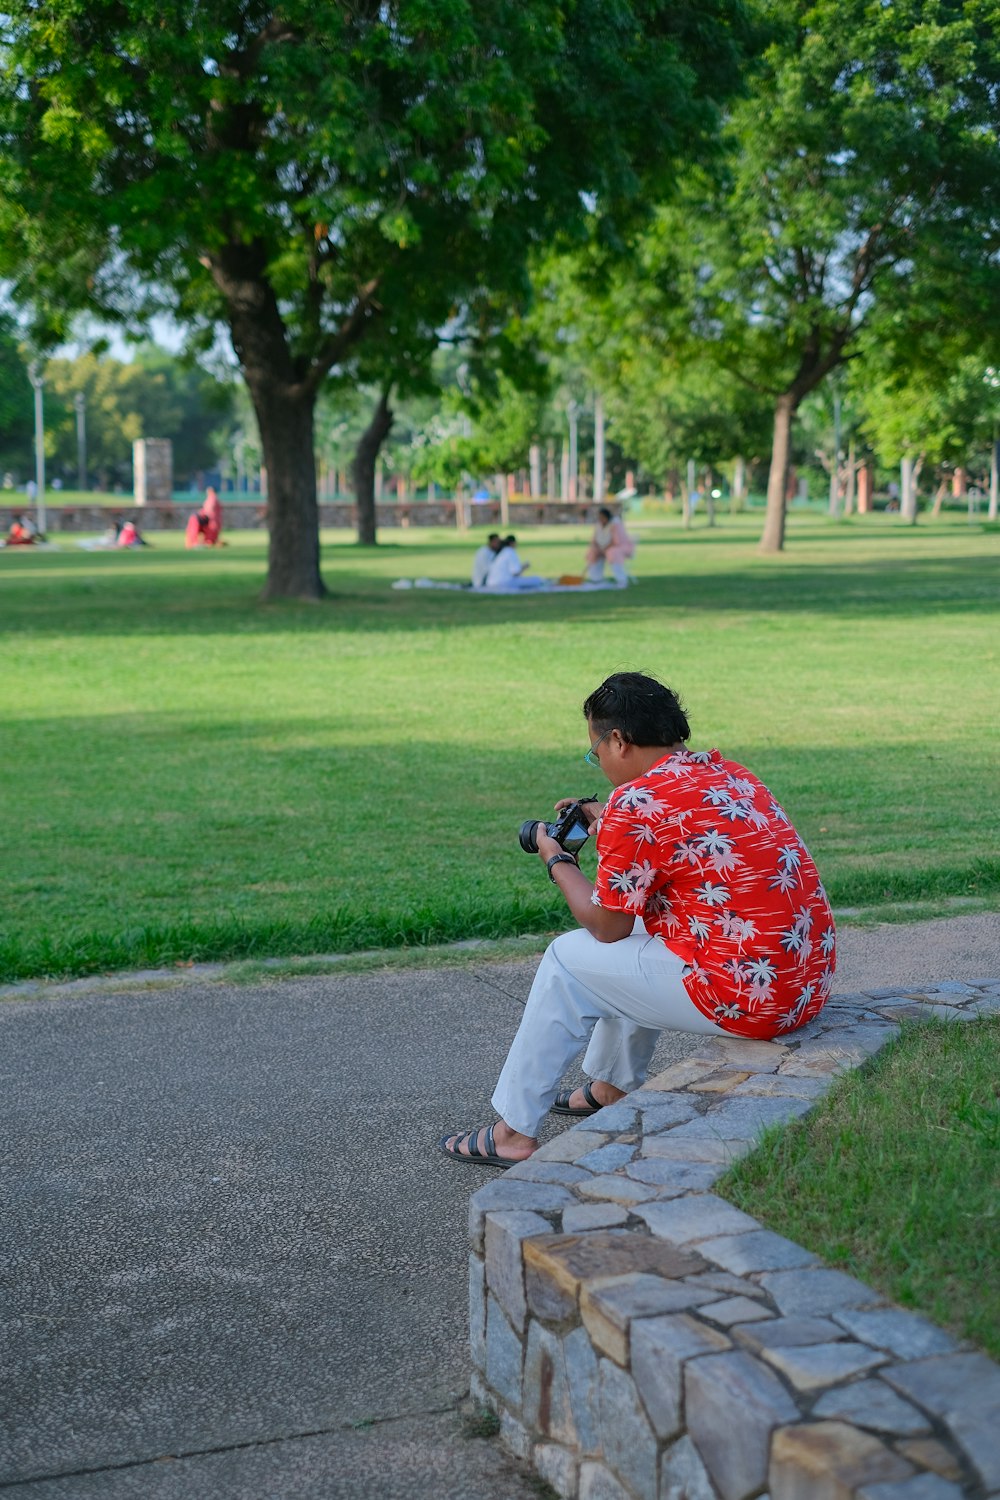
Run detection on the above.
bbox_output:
[584,728,614,767]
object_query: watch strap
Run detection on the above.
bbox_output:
[547,853,579,882]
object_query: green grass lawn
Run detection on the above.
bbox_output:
[719,1016,1000,1360]
[2,510,998,982]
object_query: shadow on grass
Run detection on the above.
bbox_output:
[3,550,998,638]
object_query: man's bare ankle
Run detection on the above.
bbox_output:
[590,1081,626,1105]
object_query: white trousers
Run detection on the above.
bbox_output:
[491,921,728,1137]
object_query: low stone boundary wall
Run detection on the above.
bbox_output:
[469,982,1000,1500]
[2,500,597,533]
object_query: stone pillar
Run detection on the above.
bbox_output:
[857,463,873,514]
[132,439,173,505]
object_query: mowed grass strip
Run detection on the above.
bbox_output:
[1,510,998,981]
[718,1016,1000,1360]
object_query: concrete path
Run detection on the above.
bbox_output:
[1,912,997,1498]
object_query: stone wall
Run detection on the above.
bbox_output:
[2,500,597,534]
[469,982,1000,1500]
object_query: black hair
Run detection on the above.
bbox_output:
[487,532,500,543]
[598,507,613,522]
[504,533,516,545]
[583,671,690,746]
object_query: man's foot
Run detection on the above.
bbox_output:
[439,1120,537,1168]
[550,1080,628,1117]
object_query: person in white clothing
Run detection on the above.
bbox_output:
[485,534,545,589]
[471,533,502,587]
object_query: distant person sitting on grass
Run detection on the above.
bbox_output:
[441,671,836,1167]
[6,515,37,546]
[585,505,635,587]
[117,519,149,547]
[485,534,546,590]
[185,510,211,548]
[202,486,223,545]
[471,532,503,588]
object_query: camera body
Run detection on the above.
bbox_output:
[519,800,593,856]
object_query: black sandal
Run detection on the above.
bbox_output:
[550,1081,604,1117]
[439,1123,516,1168]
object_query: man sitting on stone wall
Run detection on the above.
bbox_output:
[441,671,835,1167]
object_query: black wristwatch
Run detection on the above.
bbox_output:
[546,853,579,882]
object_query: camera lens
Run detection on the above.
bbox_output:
[518,820,541,853]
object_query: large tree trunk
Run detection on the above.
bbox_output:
[253,383,324,600]
[353,389,394,546]
[760,394,796,553]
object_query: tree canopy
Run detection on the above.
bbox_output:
[0,0,753,595]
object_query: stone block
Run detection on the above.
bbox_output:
[576,1143,638,1173]
[831,1306,959,1360]
[894,1438,965,1483]
[686,1351,799,1499]
[534,1440,578,1498]
[524,1320,576,1444]
[523,1230,707,1325]
[689,1069,754,1093]
[701,1295,775,1328]
[576,1101,638,1132]
[582,1272,718,1365]
[761,1340,888,1391]
[734,1316,847,1352]
[666,1095,815,1140]
[637,1098,700,1131]
[686,1270,764,1297]
[698,1228,818,1275]
[470,1255,487,1372]
[485,1210,553,1331]
[537,1131,611,1162]
[579,1460,633,1500]
[630,1312,731,1439]
[812,1379,930,1435]
[769,1421,914,1500]
[485,1296,523,1407]
[509,1158,593,1185]
[469,1178,575,1250]
[643,1059,730,1090]
[562,1201,631,1233]
[577,1174,662,1205]
[625,1159,723,1191]
[757,1268,882,1316]
[731,1072,830,1099]
[693,1036,790,1069]
[858,1478,966,1500]
[637,1193,760,1246]
[599,1358,658,1500]
[642,1134,750,1163]
[564,1325,602,1455]
[661,1434,724,1500]
[881,1352,1000,1491]
[499,1404,533,1460]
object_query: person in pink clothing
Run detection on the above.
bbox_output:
[585,506,635,587]
[202,487,223,545]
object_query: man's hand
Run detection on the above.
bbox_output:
[553,796,605,832]
[535,826,634,943]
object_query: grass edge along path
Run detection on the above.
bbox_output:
[718,1016,1000,1361]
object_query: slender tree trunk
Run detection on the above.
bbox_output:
[251,383,324,600]
[760,394,796,553]
[352,390,394,546]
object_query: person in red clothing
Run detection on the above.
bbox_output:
[441,670,835,1167]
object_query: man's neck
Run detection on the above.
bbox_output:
[617,742,686,784]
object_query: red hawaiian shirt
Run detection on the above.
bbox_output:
[592,748,835,1038]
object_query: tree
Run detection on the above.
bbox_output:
[0,316,33,477]
[633,0,1000,550]
[0,0,752,598]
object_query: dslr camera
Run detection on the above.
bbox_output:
[519,800,593,856]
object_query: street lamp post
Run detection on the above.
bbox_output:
[74,391,87,492]
[27,362,46,537]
